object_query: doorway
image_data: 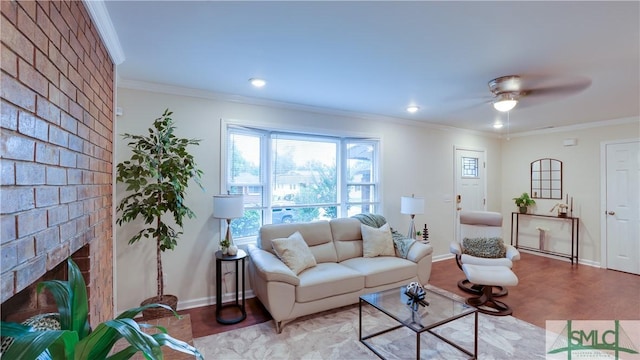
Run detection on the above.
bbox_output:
[454,147,487,214]
[601,139,639,274]
[454,147,487,244]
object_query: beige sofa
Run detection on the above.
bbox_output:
[247,217,434,333]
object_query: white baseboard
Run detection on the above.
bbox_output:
[518,249,601,268]
[118,290,256,316]
[120,252,602,316]
[432,253,455,262]
[175,290,256,311]
[431,249,602,268]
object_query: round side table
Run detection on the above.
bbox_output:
[215,249,247,324]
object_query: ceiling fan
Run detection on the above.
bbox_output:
[487,74,591,112]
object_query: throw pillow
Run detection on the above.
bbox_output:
[462,237,507,258]
[361,223,395,258]
[271,231,317,275]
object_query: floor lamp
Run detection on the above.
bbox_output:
[213,194,244,252]
[401,195,424,239]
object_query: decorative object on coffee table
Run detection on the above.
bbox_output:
[404,282,429,311]
[401,194,424,239]
[213,194,244,254]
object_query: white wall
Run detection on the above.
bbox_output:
[499,118,640,266]
[114,86,502,312]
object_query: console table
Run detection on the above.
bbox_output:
[510,212,579,265]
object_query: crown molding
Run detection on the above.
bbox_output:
[117,79,636,140]
[117,78,501,138]
[83,0,125,65]
[506,116,639,138]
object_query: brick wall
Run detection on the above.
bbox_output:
[1,0,114,324]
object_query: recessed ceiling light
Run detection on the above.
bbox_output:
[249,78,266,88]
[493,122,504,129]
[406,106,420,113]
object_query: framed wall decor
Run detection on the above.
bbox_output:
[531,158,562,199]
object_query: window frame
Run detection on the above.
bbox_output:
[221,120,381,244]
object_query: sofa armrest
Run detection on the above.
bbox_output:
[405,241,434,263]
[505,244,521,261]
[247,244,300,286]
[450,242,462,256]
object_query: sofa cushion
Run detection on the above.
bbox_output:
[361,223,395,257]
[272,232,317,275]
[259,221,338,263]
[331,218,364,262]
[296,263,364,302]
[340,257,416,288]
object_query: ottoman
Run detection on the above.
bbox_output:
[461,264,518,316]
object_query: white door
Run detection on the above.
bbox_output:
[604,140,639,274]
[455,148,486,213]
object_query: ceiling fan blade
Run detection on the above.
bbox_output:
[449,97,494,113]
[516,75,591,108]
[526,78,592,97]
[439,90,495,113]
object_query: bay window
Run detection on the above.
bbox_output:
[224,124,380,243]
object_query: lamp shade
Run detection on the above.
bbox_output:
[213,194,244,219]
[401,196,424,215]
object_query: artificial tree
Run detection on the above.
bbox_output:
[116,109,203,315]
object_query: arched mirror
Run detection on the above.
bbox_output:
[531,158,562,199]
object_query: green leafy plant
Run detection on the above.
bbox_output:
[0,258,203,360]
[116,109,203,307]
[513,192,536,213]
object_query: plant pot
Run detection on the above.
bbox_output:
[140,294,178,320]
[519,206,528,214]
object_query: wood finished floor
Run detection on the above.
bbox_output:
[180,252,640,339]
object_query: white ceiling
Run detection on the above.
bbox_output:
[102,1,639,134]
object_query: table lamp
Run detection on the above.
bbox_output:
[213,194,244,249]
[401,194,424,239]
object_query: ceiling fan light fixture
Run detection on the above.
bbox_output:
[493,93,518,112]
[249,78,266,88]
[406,105,420,113]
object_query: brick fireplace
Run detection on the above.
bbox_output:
[1,245,89,323]
[1,0,115,325]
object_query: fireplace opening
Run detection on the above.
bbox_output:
[1,246,91,324]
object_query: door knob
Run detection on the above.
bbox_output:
[607,211,615,215]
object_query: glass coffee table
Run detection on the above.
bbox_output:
[359,286,478,359]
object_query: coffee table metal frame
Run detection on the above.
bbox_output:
[359,287,478,359]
